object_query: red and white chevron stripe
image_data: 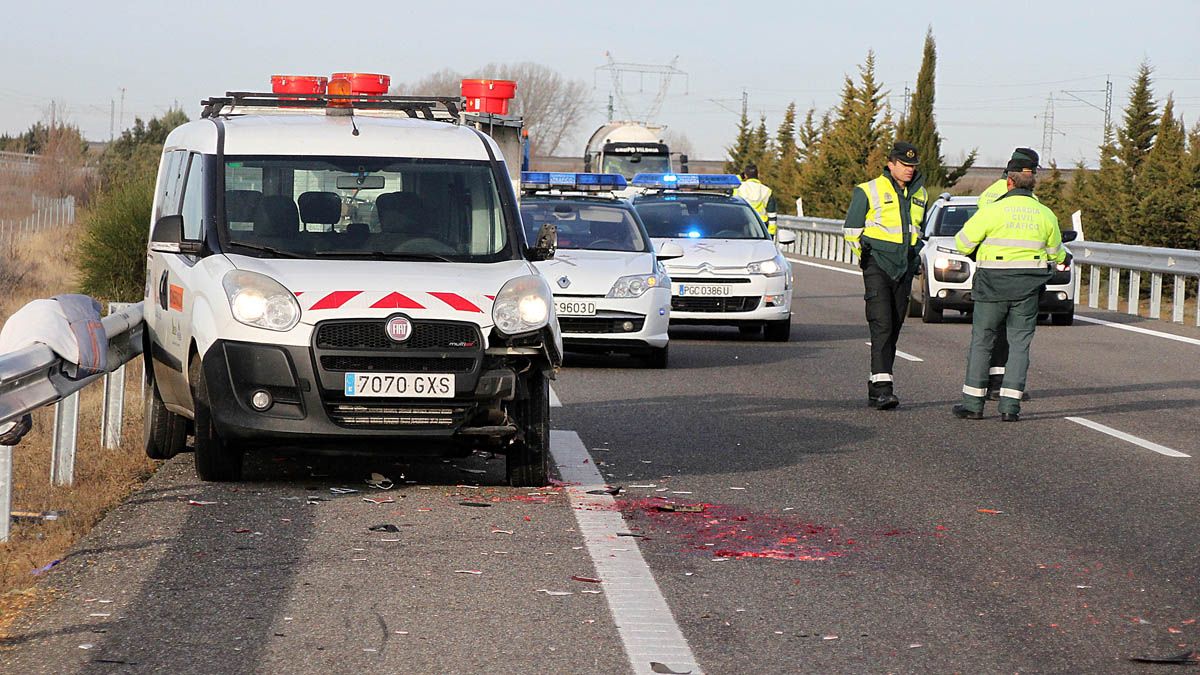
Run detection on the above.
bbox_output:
[297,290,494,313]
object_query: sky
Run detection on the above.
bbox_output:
[2,0,1198,168]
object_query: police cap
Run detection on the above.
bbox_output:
[888,141,920,166]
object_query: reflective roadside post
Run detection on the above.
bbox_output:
[100,302,134,449]
[0,444,11,542]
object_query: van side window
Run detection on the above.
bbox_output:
[158,150,189,220]
[179,154,205,241]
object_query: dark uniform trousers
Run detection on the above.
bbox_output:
[862,257,914,382]
[963,293,1039,414]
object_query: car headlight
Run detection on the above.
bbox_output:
[221,270,300,332]
[608,269,670,298]
[747,255,787,277]
[934,256,952,270]
[493,274,553,335]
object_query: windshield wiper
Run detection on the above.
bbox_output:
[308,251,456,262]
[227,240,302,258]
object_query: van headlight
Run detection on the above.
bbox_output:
[493,275,553,335]
[747,254,787,277]
[608,269,670,298]
[221,270,300,332]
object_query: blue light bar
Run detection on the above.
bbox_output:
[630,173,741,191]
[520,172,627,192]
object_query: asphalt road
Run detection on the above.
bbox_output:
[4,257,1199,674]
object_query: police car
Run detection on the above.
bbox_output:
[519,172,675,367]
[142,73,562,486]
[911,193,1077,325]
[631,174,796,340]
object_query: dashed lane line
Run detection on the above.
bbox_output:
[1075,315,1200,347]
[1065,417,1190,458]
[786,256,862,276]
[864,342,924,362]
[550,430,703,675]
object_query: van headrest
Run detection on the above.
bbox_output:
[225,190,262,223]
[376,192,426,234]
[253,195,299,238]
[298,191,342,225]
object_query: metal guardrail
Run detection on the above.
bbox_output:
[777,216,1200,326]
[0,302,144,542]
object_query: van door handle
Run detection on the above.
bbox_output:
[158,271,169,310]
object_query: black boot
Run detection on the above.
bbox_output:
[952,404,984,419]
[987,375,1003,401]
[868,381,899,410]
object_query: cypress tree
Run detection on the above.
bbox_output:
[1134,97,1197,248]
[724,108,755,174]
[772,103,802,215]
[1118,61,1158,175]
[1037,162,1067,225]
[750,115,772,175]
[896,28,977,189]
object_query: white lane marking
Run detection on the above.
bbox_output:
[1065,417,1191,458]
[1075,315,1200,347]
[863,342,924,362]
[551,430,702,675]
[785,256,863,277]
[549,385,561,408]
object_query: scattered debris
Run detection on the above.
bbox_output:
[365,473,395,490]
[362,496,395,505]
[233,528,253,534]
[460,468,487,475]
[617,532,647,538]
[10,510,64,522]
[536,589,573,596]
[728,487,746,490]
[628,484,657,489]
[586,486,622,496]
[571,575,602,583]
[32,560,61,575]
[305,496,328,505]
[976,508,1003,515]
[650,662,691,674]
[188,500,218,506]
[491,529,514,535]
[1128,649,1199,664]
[79,644,94,650]
[330,487,359,495]
[823,635,839,641]
[656,503,706,513]
[459,502,492,508]
[908,643,923,649]
[368,524,401,533]
[455,570,483,575]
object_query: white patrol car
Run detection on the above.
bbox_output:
[519,172,677,367]
[142,74,562,486]
[631,174,797,341]
[911,193,1078,325]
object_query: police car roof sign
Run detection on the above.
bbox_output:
[631,173,741,190]
[520,172,627,192]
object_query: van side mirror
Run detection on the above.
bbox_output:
[776,230,797,246]
[1061,230,1078,243]
[657,242,685,261]
[527,222,556,261]
[149,215,201,254]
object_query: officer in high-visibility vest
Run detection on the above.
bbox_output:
[844,141,928,410]
[952,148,1066,421]
[977,147,1041,401]
[734,164,778,235]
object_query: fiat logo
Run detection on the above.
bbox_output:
[385,316,412,342]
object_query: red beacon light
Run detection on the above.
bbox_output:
[461,79,516,115]
[270,75,328,95]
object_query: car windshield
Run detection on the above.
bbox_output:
[634,196,770,240]
[222,156,511,261]
[933,204,979,237]
[520,200,649,252]
[601,153,671,178]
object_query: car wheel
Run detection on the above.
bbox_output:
[764,319,791,342]
[190,357,243,482]
[646,345,669,369]
[908,274,924,318]
[144,372,187,460]
[921,286,943,323]
[1052,310,1074,326]
[506,369,550,487]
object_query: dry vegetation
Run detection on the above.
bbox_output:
[0,222,157,628]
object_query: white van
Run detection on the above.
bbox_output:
[142,78,562,486]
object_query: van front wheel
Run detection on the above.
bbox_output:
[506,369,550,487]
[190,358,243,482]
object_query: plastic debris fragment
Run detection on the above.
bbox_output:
[365,473,394,490]
[187,500,217,506]
[571,575,602,583]
[459,502,492,508]
[330,487,358,495]
[455,570,483,575]
[368,524,401,533]
[32,560,61,575]
[650,663,691,674]
[1129,649,1199,664]
[363,497,395,505]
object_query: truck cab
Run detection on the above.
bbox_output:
[142,74,561,486]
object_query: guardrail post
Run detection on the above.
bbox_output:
[50,393,79,487]
[1074,266,1082,305]
[1107,268,1120,311]
[0,444,11,543]
[1173,275,1185,323]
[1089,266,1100,308]
[100,302,133,449]
[1149,273,1162,319]
[1127,270,1141,315]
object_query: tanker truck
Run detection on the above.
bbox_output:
[582,122,687,179]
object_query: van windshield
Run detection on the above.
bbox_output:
[222,156,512,261]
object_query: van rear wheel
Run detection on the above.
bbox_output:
[144,373,186,460]
[506,369,550,487]
[190,358,243,482]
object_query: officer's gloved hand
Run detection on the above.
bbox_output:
[1062,252,1074,266]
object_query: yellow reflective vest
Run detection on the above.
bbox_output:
[978,178,1008,207]
[734,179,777,234]
[955,191,1066,268]
[844,175,927,256]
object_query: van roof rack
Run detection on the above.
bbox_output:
[199,91,463,122]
